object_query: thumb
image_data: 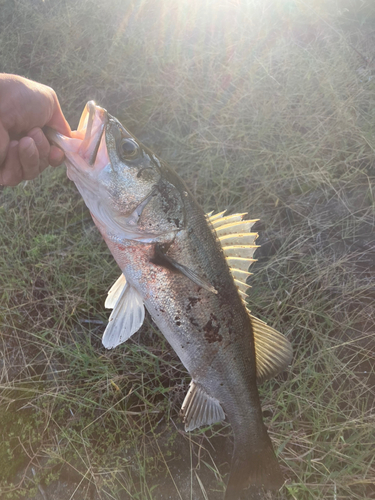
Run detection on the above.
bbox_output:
[47,93,71,137]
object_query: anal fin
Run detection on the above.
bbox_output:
[180,381,225,431]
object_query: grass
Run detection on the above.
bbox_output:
[1,0,375,498]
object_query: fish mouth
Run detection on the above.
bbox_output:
[77,101,107,165]
[45,100,108,171]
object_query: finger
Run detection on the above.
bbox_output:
[0,140,24,186]
[48,145,65,167]
[47,92,71,137]
[27,127,50,172]
[0,120,10,166]
[18,136,40,180]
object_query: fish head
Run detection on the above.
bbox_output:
[46,101,185,241]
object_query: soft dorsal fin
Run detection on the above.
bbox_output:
[180,380,225,431]
[207,210,292,380]
[250,315,293,382]
[102,282,145,349]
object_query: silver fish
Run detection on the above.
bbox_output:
[46,101,292,499]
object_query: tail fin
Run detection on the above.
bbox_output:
[224,432,284,500]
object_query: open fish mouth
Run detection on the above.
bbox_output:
[77,101,107,165]
[44,101,108,173]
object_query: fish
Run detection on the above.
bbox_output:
[45,101,292,499]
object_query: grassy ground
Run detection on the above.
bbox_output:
[1,0,375,499]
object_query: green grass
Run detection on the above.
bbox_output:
[1,0,375,498]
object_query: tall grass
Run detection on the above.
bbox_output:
[1,0,375,498]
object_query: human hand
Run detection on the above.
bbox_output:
[0,74,71,186]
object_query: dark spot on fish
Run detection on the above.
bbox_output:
[157,179,182,221]
[189,316,199,328]
[226,313,235,331]
[176,321,181,326]
[203,314,222,343]
[175,315,180,321]
[223,340,233,351]
[174,218,180,228]
[186,296,200,312]
[220,383,224,386]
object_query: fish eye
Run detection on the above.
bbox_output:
[120,138,139,160]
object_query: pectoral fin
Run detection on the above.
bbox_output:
[170,260,218,294]
[151,245,218,294]
[180,380,225,431]
[102,281,145,349]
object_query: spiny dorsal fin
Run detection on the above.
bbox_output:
[250,315,293,382]
[219,233,258,245]
[230,268,252,281]
[180,380,225,431]
[215,219,258,235]
[207,210,258,280]
[207,210,228,222]
[208,212,249,227]
[221,245,258,259]
[226,256,256,271]
[233,279,250,294]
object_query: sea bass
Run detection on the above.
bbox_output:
[45,102,292,499]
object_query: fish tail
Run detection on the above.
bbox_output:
[224,430,284,500]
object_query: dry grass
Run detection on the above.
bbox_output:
[1,0,375,499]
